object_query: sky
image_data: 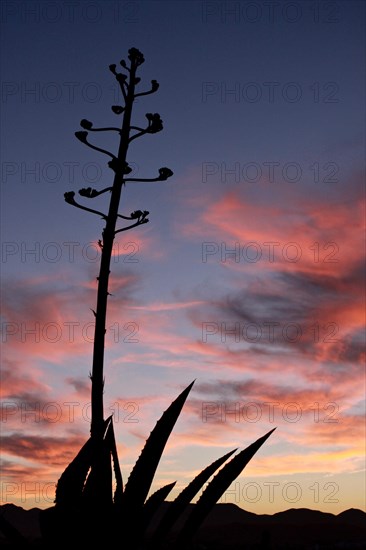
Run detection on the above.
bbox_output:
[0,0,365,515]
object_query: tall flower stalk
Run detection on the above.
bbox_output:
[64,47,173,442]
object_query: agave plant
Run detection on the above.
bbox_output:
[39,380,275,548]
[36,48,276,548]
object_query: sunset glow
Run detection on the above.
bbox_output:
[1,0,365,518]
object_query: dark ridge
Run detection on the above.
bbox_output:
[1,503,365,548]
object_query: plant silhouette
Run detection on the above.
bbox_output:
[5,48,276,548]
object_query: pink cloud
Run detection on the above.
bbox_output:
[177,169,364,278]
[111,229,166,261]
[1,359,50,399]
[1,432,87,467]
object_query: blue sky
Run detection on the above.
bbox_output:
[1,0,365,513]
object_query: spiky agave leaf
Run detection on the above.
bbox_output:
[176,428,276,548]
[123,381,195,513]
[121,381,195,549]
[54,416,113,508]
[152,448,237,546]
[71,417,116,544]
[105,418,123,506]
[142,482,177,534]
[54,437,94,507]
[82,416,113,507]
[41,417,113,542]
[54,437,97,508]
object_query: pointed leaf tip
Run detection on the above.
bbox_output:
[177,428,277,545]
[123,381,195,512]
[152,446,238,544]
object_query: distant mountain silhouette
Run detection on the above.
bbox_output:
[0,504,41,544]
[1,502,365,548]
